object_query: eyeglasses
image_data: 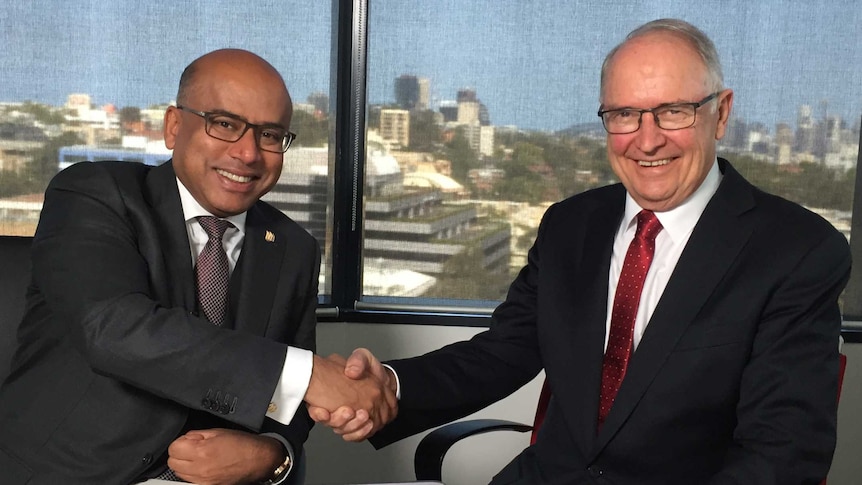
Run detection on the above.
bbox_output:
[597,92,720,134]
[176,105,297,153]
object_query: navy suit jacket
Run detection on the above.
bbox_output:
[0,160,320,484]
[373,159,850,484]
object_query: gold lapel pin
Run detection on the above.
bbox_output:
[265,230,276,242]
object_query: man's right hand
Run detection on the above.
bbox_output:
[307,348,396,441]
[304,348,397,439]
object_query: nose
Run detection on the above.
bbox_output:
[228,126,263,164]
[633,112,667,153]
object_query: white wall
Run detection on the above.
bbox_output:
[304,322,862,485]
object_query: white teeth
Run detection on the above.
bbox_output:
[217,169,252,183]
[637,159,670,167]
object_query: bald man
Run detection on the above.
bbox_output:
[0,49,394,485]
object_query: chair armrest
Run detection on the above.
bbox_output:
[414,419,532,481]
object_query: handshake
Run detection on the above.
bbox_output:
[303,348,397,441]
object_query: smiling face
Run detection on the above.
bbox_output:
[163,49,292,217]
[601,32,733,212]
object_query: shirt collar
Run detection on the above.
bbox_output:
[176,177,247,234]
[622,159,722,243]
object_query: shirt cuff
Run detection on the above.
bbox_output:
[382,363,402,400]
[259,433,295,485]
[266,346,313,425]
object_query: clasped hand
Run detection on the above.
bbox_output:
[305,348,397,441]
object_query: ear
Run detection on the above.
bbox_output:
[163,106,181,150]
[714,89,734,141]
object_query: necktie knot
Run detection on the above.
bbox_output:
[635,210,662,243]
[197,216,232,241]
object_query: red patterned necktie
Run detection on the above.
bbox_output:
[598,210,663,430]
[195,216,232,327]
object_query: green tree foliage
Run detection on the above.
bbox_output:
[119,106,141,124]
[408,110,442,151]
[728,153,854,211]
[495,142,546,202]
[16,101,67,125]
[27,131,84,190]
[444,129,478,182]
[290,110,329,147]
[490,131,617,203]
[423,246,513,300]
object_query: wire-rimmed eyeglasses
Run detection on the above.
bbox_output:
[176,105,296,153]
[597,92,720,134]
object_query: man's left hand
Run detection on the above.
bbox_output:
[167,428,284,485]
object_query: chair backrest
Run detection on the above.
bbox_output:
[530,379,551,445]
[822,352,848,485]
[0,236,33,382]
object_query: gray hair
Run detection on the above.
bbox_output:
[600,19,724,102]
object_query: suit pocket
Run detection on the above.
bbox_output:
[0,445,33,484]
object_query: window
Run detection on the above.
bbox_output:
[0,0,337,295]
[1,1,861,335]
[357,0,862,331]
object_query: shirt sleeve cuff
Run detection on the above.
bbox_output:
[382,363,402,400]
[266,346,313,425]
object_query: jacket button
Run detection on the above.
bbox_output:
[142,453,152,465]
[587,465,602,477]
[219,403,230,414]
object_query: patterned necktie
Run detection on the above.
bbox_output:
[597,210,663,430]
[195,216,232,327]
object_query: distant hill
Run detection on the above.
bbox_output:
[556,121,605,138]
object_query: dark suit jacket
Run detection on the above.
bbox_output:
[0,160,320,484]
[373,159,850,485]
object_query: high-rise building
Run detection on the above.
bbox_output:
[380,109,410,148]
[395,75,430,111]
[439,101,458,122]
[795,104,815,154]
[456,88,477,103]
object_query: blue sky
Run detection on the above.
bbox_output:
[2,1,860,132]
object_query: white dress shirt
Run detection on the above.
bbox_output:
[604,160,722,351]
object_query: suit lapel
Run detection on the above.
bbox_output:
[551,190,624,454]
[229,203,285,335]
[145,160,196,310]
[592,160,757,453]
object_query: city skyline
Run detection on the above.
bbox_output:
[1,1,860,132]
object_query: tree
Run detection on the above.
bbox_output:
[290,110,328,147]
[119,106,141,124]
[18,101,66,125]
[423,246,513,300]
[408,109,441,151]
[26,131,84,190]
[444,129,478,183]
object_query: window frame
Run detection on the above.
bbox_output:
[320,0,862,343]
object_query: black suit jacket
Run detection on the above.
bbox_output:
[373,159,850,484]
[0,160,320,484]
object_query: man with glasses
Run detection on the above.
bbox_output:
[314,19,850,484]
[0,49,395,484]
